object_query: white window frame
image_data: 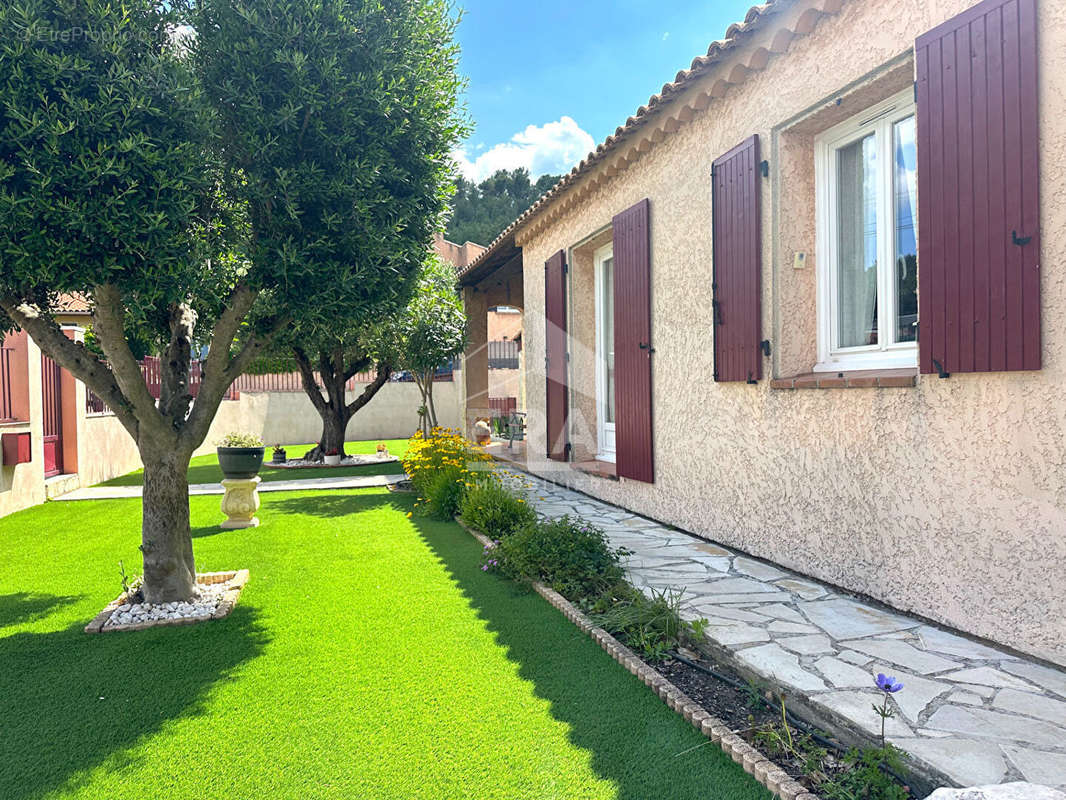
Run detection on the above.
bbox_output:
[593,242,616,462]
[814,88,917,372]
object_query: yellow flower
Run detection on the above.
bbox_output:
[406,512,413,518]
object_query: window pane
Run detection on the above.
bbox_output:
[603,257,614,424]
[836,133,879,348]
[894,115,918,343]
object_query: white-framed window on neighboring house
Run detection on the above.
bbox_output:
[815,88,918,371]
[594,242,616,462]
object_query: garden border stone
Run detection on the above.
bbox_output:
[455,517,816,800]
[84,569,249,633]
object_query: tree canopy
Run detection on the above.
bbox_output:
[445,168,559,246]
[0,0,465,602]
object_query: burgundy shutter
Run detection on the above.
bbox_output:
[613,199,654,483]
[711,135,762,383]
[544,249,569,461]
[916,0,1040,374]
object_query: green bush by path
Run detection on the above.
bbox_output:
[0,491,768,800]
[458,477,538,538]
[486,516,631,600]
[98,439,410,487]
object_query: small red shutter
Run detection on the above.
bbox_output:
[613,198,654,483]
[544,249,569,460]
[916,0,1040,374]
[711,135,762,383]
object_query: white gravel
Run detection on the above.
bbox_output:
[104,581,230,628]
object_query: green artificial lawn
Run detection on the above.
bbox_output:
[98,438,410,487]
[0,489,769,800]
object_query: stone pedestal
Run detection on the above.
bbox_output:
[220,477,261,529]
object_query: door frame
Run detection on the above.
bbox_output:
[593,242,616,462]
[41,351,63,477]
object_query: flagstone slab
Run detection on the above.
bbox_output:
[842,639,960,675]
[925,705,1066,748]
[1002,747,1066,787]
[815,690,914,738]
[1001,661,1066,700]
[941,667,1040,691]
[705,624,772,646]
[780,634,837,656]
[774,578,829,600]
[733,557,789,581]
[735,643,828,692]
[893,737,1008,786]
[702,577,779,595]
[992,688,1066,726]
[885,671,953,724]
[815,656,876,688]
[767,620,822,635]
[756,603,807,623]
[917,626,1020,662]
[798,598,919,640]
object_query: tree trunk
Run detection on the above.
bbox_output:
[139,449,197,603]
[314,407,350,459]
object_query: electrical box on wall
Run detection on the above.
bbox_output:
[2,432,31,465]
[793,252,807,270]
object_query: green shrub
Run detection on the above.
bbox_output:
[485,516,630,599]
[419,466,465,519]
[585,585,707,660]
[459,479,537,539]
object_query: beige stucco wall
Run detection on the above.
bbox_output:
[516,0,1066,665]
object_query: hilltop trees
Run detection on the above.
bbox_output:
[446,168,560,246]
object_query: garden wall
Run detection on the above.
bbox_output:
[202,378,462,449]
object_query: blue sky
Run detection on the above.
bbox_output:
[452,0,759,181]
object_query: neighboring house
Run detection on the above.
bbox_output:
[459,0,1066,668]
[436,234,526,415]
[0,296,144,515]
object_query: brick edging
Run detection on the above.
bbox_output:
[455,518,816,800]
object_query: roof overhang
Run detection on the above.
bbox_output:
[457,231,519,287]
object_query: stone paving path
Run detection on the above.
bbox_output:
[55,473,401,501]
[501,470,1066,790]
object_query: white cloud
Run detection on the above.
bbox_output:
[453,116,595,182]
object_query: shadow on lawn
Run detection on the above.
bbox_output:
[0,605,269,800]
[404,515,766,800]
[0,591,82,629]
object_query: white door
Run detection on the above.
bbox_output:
[594,243,616,461]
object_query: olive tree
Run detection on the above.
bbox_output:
[0,0,463,602]
[246,318,397,462]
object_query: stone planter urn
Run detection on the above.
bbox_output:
[220,477,262,529]
[324,453,342,466]
[216,444,264,529]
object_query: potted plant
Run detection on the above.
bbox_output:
[323,448,342,466]
[217,433,266,479]
[376,442,389,458]
[271,444,287,464]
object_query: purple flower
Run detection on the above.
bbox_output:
[481,565,489,571]
[876,673,904,693]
